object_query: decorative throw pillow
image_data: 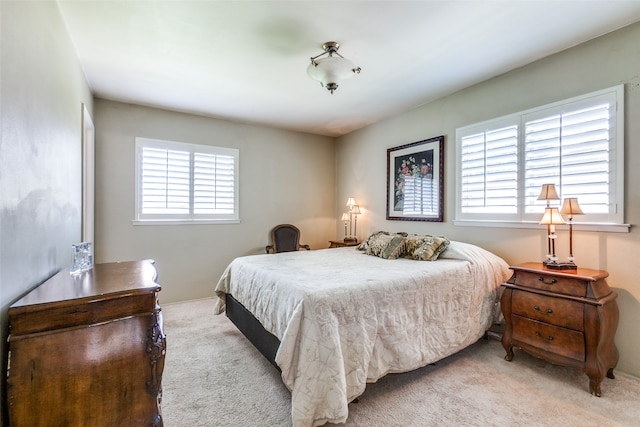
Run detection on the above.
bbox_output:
[365,233,406,259]
[403,234,430,257]
[357,231,390,251]
[364,232,393,256]
[379,235,406,259]
[412,235,450,261]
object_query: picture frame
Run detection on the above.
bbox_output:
[386,135,444,222]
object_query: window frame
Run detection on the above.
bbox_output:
[454,85,628,232]
[133,137,239,225]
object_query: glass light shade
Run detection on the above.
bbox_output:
[307,56,358,87]
[537,183,560,202]
[346,197,356,208]
[560,198,584,216]
[351,205,361,215]
[539,207,566,225]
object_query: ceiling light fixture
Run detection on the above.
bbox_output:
[307,41,361,94]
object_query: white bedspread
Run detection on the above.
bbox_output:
[214,241,511,427]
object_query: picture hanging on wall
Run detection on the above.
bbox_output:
[386,135,444,222]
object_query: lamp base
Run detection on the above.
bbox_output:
[543,259,578,270]
[343,237,357,243]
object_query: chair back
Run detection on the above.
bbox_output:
[266,224,310,253]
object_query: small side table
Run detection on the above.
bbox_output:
[328,240,360,248]
[500,262,619,396]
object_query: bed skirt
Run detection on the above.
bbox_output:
[225,293,281,372]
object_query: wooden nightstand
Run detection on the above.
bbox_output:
[500,263,619,396]
[328,240,360,248]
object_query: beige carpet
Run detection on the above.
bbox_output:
[161,298,640,426]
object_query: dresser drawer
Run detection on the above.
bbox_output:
[511,270,587,297]
[512,315,585,361]
[512,290,584,331]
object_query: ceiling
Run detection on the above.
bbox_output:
[57,1,640,137]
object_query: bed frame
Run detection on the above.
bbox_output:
[226,293,499,374]
[225,293,281,371]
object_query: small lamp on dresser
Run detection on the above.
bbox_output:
[539,206,565,268]
[344,197,358,242]
[341,212,350,241]
[537,184,561,261]
[351,204,361,242]
[560,197,584,268]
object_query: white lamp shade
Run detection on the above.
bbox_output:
[341,213,350,221]
[351,205,361,215]
[539,207,566,225]
[560,198,584,216]
[346,197,356,207]
[537,183,560,201]
[307,56,358,86]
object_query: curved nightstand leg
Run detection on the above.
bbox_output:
[504,346,514,362]
[589,376,603,397]
[501,328,514,362]
[607,368,615,379]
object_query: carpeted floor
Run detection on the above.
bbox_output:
[161,298,640,426]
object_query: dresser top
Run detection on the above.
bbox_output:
[511,262,609,281]
[10,259,159,309]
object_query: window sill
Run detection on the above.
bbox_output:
[132,219,240,226]
[453,220,630,233]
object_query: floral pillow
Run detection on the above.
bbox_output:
[360,231,406,259]
[379,235,407,259]
[357,231,389,252]
[410,235,450,261]
[403,234,430,256]
[359,231,449,261]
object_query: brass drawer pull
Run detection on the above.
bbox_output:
[535,331,554,341]
[538,276,557,285]
[534,305,553,314]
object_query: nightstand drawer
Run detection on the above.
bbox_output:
[512,315,585,362]
[512,290,584,331]
[512,270,587,297]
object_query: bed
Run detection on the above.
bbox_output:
[213,237,511,427]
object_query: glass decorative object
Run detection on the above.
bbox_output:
[71,242,93,274]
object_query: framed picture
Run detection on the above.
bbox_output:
[386,135,444,222]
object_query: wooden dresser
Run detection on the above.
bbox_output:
[500,263,618,396]
[7,260,165,426]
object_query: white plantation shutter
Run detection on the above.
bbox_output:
[193,152,235,214]
[135,138,238,222]
[141,147,190,214]
[456,85,623,225]
[524,101,613,217]
[460,123,519,217]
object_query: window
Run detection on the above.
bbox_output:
[456,85,624,228]
[134,137,239,224]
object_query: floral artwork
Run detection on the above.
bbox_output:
[387,136,444,222]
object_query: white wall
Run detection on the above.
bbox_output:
[336,22,640,378]
[0,0,93,420]
[93,99,336,304]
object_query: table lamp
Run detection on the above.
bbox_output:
[341,212,350,241]
[537,184,560,262]
[539,206,565,268]
[559,197,584,268]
